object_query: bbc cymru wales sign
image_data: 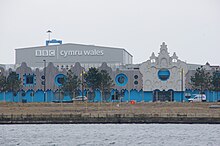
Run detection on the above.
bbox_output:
[35,49,104,57]
[60,49,104,57]
[35,50,55,57]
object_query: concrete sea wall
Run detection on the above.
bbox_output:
[1,113,220,124]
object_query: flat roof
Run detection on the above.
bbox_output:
[15,43,133,57]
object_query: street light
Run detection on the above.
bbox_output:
[43,60,46,102]
[46,30,52,41]
[181,68,184,102]
[80,69,85,102]
[215,70,220,101]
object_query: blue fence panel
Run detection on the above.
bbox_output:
[130,90,142,102]
[217,91,220,102]
[138,90,144,102]
[213,91,218,102]
[5,92,14,102]
[129,90,135,101]
[121,90,129,102]
[63,95,72,101]
[94,90,101,102]
[2,89,220,103]
[205,91,211,102]
[208,91,217,102]
[0,92,4,101]
[174,91,182,102]
[33,90,44,102]
[13,93,20,102]
[21,90,33,102]
[144,91,153,102]
[46,90,54,102]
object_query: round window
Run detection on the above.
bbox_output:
[55,74,66,86]
[158,69,170,81]
[134,75,138,79]
[118,76,125,84]
[41,75,45,80]
[134,81,138,85]
[115,73,128,86]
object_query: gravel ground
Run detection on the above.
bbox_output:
[0,102,220,117]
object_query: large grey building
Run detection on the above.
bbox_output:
[15,43,133,70]
[1,41,219,102]
[12,42,220,93]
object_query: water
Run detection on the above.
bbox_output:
[0,124,220,146]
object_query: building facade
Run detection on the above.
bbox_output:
[0,42,219,102]
[15,43,133,70]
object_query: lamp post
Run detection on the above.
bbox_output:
[46,30,52,41]
[43,60,46,102]
[216,71,220,101]
[81,69,85,102]
[181,68,184,102]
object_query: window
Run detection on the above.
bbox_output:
[57,77,64,84]
[134,81,138,85]
[26,75,34,84]
[55,74,66,86]
[118,76,125,84]
[41,75,45,80]
[172,59,177,63]
[158,69,170,81]
[151,59,156,63]
[115,73,128,86]
[23,74,36,86]
[134,75,138,79]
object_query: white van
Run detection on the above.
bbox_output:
[188,94,206,102]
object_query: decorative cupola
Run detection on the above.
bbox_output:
[171,52,178,63]
[150,52,157,63]
[158,42,170,68]
[160,42,168,52]
[205,62,210,66]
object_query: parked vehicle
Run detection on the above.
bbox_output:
[188,94,206,102]
[72,96,88,101]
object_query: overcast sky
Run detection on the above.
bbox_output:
[0,0,219,65]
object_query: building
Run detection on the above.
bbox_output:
[15,42,133,70]
[0,42,219,102]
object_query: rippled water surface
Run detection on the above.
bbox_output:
[0,124,220,146]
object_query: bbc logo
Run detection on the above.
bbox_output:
[35,50,56,57]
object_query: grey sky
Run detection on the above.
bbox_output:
[0,0,219,65]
